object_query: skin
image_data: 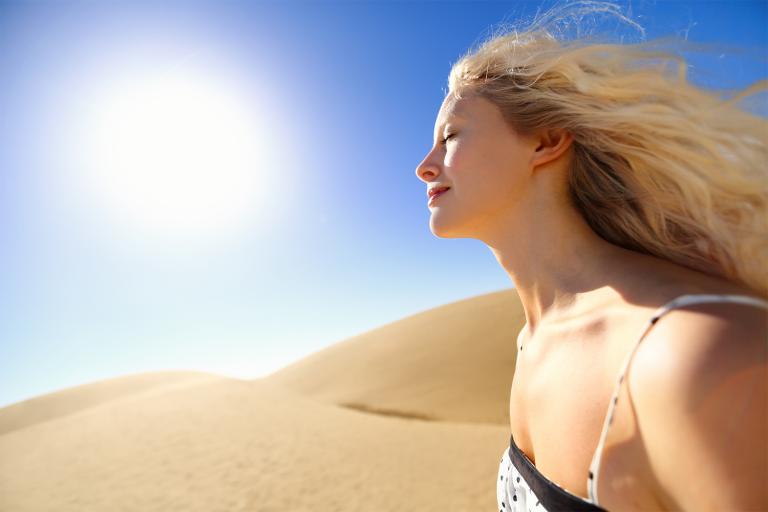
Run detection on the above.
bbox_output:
[415,93,768,511]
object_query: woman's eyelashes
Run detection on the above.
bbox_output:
[441,132,457,145]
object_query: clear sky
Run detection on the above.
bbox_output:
[0,0,765,407]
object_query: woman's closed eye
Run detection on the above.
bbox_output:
[441,132,457,145]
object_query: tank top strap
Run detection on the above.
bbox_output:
[585,293,768,505]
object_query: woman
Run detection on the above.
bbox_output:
[415,6,767,512]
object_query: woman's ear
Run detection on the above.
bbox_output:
[531,128,573,169]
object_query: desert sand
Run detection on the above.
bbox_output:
[0,288,524,512]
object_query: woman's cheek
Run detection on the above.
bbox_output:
[443,144,463,167]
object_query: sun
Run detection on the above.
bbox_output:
[78,69,273,238]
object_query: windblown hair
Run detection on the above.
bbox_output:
[449,3,768,297]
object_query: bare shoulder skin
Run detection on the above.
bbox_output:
[624,298,768,511]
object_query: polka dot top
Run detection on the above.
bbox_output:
[496,294,768,512]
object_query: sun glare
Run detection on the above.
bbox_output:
[78,69,274,238]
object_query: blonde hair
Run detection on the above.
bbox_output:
[448,3,768,297]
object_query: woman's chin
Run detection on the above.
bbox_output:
[429,215,463,238]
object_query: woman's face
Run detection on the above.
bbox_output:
[415,93,539,240]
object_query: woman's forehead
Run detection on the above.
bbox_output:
[438,93,463,120]
[435,95,469,131]
[436,93,495,127]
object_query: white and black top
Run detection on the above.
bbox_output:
[496,294,768,512]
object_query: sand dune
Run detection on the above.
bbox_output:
[0,371,219,436]
[0,289,524,511]
[266,288,524,425]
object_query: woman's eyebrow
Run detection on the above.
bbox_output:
[433,114,465,143]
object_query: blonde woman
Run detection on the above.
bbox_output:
[415,5,767,512]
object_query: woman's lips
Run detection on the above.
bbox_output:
[428,188,449,206]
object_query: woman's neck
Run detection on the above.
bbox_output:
[484,203,632,334]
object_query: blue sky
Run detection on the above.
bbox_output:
[0,0,765,407]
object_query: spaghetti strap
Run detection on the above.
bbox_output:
[586,293,768,505]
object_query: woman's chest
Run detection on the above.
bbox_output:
[508,320,664,510]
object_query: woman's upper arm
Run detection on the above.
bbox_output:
[629,304,768,511]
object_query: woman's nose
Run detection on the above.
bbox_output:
[415,149,440,183]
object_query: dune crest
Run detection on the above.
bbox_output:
[265,288,524,425]
[0,371,223,436]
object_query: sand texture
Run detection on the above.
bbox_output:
[0,289,525,511]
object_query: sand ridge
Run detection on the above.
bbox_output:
[0,371,221,436]
[266,289,523,425]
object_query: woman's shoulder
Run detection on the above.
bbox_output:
[629,288,767,390]
[623,281,767,509]
[625,270,767,415]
